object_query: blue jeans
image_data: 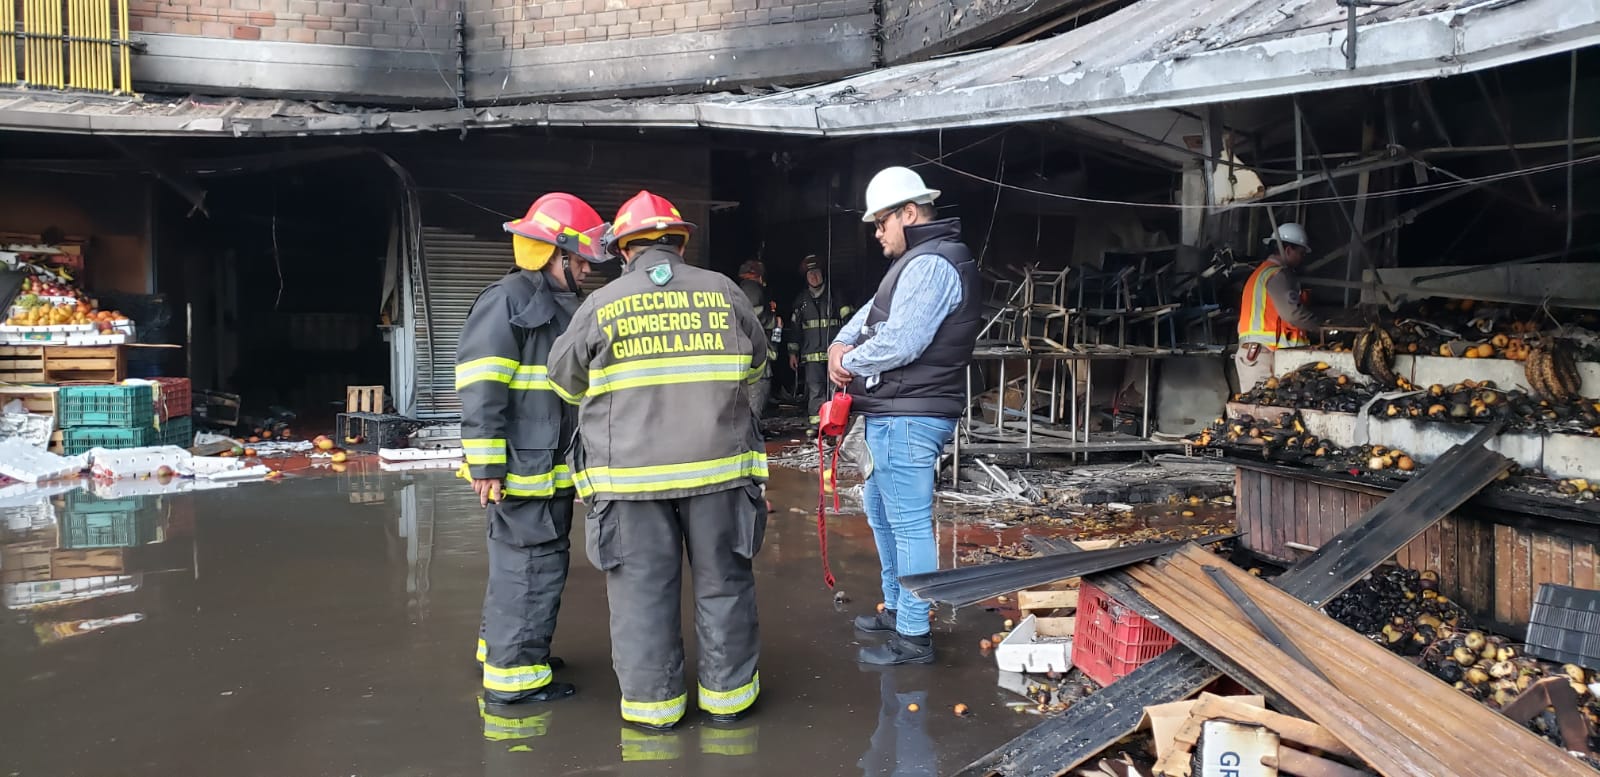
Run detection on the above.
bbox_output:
[861,415,956,637]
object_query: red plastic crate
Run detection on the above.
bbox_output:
[1071,580,1178,687]
[150,377,191,421]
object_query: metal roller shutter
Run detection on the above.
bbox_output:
[402,140,712,418]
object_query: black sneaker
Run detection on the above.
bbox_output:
[853,610,898,634]
[483,681,577,705]
[857,635,935,666]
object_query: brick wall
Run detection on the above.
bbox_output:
[131,0,456,48]
[465,0,866,52]
[128,0,877,104]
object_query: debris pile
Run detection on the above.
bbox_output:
[1231,362,1374,411]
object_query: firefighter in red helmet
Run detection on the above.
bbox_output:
[548,190,769,730]
[461,192,608,706]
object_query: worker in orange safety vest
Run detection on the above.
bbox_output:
[1235,222,1321,391]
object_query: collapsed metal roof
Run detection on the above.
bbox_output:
[1,0,1595,138]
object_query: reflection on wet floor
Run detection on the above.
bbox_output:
[0,464,1038,777]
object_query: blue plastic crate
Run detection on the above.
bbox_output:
[63,425,158,455]
[61,494,156,549]
[59,384,155,428]
[159,416,193,448]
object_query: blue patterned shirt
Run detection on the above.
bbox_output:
[833,254,964,381]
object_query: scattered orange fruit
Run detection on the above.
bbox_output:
[906,703,919,713]
[953,703,969,716]
[979,638,993,651]
[330,451,348,464]
[244,448,257,457]
[875,602,886,614]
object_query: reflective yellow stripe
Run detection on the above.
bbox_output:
[700,726,758,756]
[802,352,829,363]
[550,379,582,405]
[589,355,754,396]
[698,672,759,715]
[803,319,841,329]
[510,365,551,391]
[1239,264,1309,348]
[620,728,682,761]
[476,637,487,663]
[479,698,550,741]
[531,211,594,245]
[620,694,688,727]
[463,438,507,466]
[456,356,518,389]
[840,306,853,318]
[574,451,768,498]
[483,662,553,692]
[503,466,575,498]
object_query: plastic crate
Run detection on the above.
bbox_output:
[62,425,158,455]
[159,416,193,449]
[150,377,191,421]
[60,493,155,549]
[59,384,154,428]
[1071,580,1177,687]
[336,412,423,452]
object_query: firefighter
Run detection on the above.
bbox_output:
[735,259,778,426]
[547,190,769,731]
[459,192,608,705]
[787,255,852,431]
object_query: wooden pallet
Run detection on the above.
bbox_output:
[0,345,46,382]
[347,385,384,413]
[1,345,126,383]
[0,384,58,414]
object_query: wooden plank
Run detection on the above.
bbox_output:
[1184,694,1358,759]
[1295,476,1311,550]
[951,646,1221,777]
[1438,517,1458,601]
[1495,524,1518,625]
[1266,748,1378,777]
[957,436,1508,777]
[1512,528,1535,627]
[1035,616,1075,638]
[1454,519,1483,617]
[1574,540,1598,592]
[1426,521,1444,576]
[1551,536,1575,588]
[1127,547,1597,777]
[1017,589,1080,611]
[1532,531,1557,592]
[1276,439,1511,607]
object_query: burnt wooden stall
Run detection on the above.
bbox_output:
[1235,461,1600,633]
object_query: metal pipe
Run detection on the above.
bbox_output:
[1344,0,1357,70]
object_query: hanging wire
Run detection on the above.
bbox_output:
[914,151,1600,211]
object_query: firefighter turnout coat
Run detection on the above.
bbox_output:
[547,246,770,501]
[457,268,580,703]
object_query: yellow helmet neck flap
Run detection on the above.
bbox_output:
[514,235,557,271]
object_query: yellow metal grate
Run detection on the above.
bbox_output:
[5,0,132,93]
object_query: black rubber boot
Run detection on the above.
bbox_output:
[626,719,679,733]
[853,609,897,634]
[857,634,935,666]
[706,701,756,726]
[483,681,577,706]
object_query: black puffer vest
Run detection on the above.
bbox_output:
[848,218,980,418]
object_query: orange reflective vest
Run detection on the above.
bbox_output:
[1237,260,1309,349]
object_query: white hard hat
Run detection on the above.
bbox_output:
[1264,222,1311,252]
[862,166,941,223]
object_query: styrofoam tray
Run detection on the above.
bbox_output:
[995,614,1073,674]
[379,446,463,461]
[0,440,86,483]
[88,446,192,479]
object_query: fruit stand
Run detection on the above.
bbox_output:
[1190,298,1600,632]
[1,247,188,454]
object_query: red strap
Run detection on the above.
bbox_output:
[816,433,836,589]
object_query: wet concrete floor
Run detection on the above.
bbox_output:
[1,463,1042,776]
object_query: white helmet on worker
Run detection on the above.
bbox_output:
[1264,222,1311,253]
[862,166,941,223]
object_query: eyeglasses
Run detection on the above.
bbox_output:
[872,209,900,233]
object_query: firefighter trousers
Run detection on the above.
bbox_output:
[478,494,574,703]
[585,484,767,728]
[802,360,829,425]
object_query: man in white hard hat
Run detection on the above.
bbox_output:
[1236,222,1320,390]
[827,166,980,666]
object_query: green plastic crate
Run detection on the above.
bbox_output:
[159,416,193,448]
[63,425,158,455]
[61,494,156,549]
[60,384,155,428]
